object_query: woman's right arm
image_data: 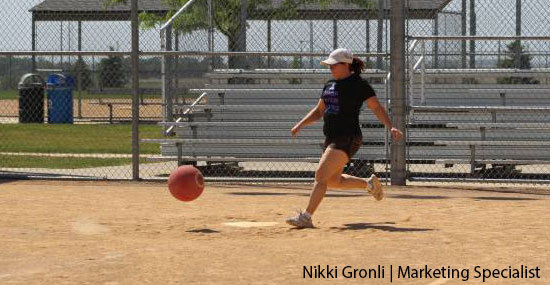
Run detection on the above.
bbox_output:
[291,99,326,137]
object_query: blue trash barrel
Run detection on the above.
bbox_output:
[47,73,74,124]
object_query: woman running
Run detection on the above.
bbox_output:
[286,48,403,228]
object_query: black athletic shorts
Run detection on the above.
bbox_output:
[323,135,363,159]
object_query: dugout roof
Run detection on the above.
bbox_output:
[30,0,451,22]
[30,0,170,21]
[254,0,453,20]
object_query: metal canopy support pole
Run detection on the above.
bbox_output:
[267,19,272,68]
[174,32,180,104]
[32,15,37,72]
[60,22,63,70]
[377,0,384,69]
[310,21,314,69]
[433,15,439,68]
[208,0,215,70]
[333,19,338,50]
[366,19,370,64]
[390,0,407,185]
[162,26,173,130]
[208,0,214,70]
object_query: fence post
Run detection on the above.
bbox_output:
[131,0,140,180]
[469,0,476,68]
[461,0,467,68]
[77,21,83,119]
[390,0,407,185]
[515,0,522,69]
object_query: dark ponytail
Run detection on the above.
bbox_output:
[350,57,365,75]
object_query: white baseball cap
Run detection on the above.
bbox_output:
[321,48,354,65]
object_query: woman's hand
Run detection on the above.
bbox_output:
[291,124,301,137]
[390,127,403,141]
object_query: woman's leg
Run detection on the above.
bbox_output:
[286,146,383,228]
[327,172,368,189]
[323,136,372,190]
[305,147,349,215]
[326,169,384,201]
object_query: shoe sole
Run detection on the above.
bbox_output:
[286,219,314,228]
[370,175,384,201]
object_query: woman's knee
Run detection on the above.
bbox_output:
[327,175,343,188]
[323,170,344,188]
[314,170,332,185]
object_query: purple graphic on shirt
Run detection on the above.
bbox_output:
[322,83,339,114]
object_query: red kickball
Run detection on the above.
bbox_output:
[167,165,205,202]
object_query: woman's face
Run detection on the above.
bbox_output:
[329,62,351,80]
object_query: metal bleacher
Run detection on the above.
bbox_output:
[143,69,390,175]
[143,68,550,180]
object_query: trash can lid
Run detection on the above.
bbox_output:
[46,73,66,87]
[18,73,44,89]
[46,73,75,88]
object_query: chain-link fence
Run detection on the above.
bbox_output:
[1,0,550,185]
[407,36,550,184]
[1,0,392,181]
[406,0,550,184]
[0,0,165,179]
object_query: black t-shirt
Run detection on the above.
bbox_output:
[320,74,377,138]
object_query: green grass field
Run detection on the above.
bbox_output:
[0,155,136,169]
[0,124,162,154]
[0,124,163,169]
[0,90,17,100]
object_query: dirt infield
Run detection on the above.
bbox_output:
[0,99,162,119]
[0,180,548,284]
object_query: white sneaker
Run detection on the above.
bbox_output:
[286,211,314,228]
[367,174,384,201]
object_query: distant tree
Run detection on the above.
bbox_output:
[104,0,374,69]
[497,40,539,84]
[99,47,128,88]
[71,58,93,90]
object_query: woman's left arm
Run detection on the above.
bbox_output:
[366,97,404,141]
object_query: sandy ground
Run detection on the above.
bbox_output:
[0,180,548,284]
